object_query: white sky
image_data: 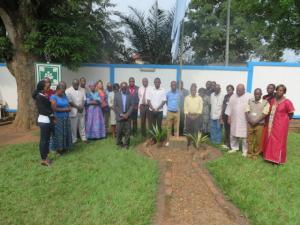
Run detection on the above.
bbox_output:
[110,0,175,16]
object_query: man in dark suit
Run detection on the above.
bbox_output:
[114,82,133,149]
[127,77,139,136]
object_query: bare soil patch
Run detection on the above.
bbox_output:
[137,144,250,225]
[0,124,38,146]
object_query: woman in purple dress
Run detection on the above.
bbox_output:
[85,82,106,139]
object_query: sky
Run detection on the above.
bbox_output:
[110,0,175,16]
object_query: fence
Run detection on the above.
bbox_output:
[0,62,299,117]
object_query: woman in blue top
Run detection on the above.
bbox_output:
[50,84,72,153]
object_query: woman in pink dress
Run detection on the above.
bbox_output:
[264,84,295,164]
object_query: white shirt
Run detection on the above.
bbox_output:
[147,87,166,112]
[210,92,224,120]
[138,85,152,106]
[66,86,86,117]
[38,115,50,123]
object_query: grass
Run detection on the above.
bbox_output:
[0,136,158,225]
[206,132,300,225]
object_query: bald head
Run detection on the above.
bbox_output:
[236,84,245,96]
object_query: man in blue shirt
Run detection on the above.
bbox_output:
[165,81,181,147]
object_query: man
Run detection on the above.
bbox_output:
[210,81,216,94]
[127,77,139,135]
[210,84,224,144]
[225,84,251,157]
[106,82,113,93]
[147,77,166,131]
[205,81,213,96]
[184,83,203,146]
[138,78,150,137]
[66,79,88,144]
[165,81,181,147]
[114,82,133,149]
[79,77,87,97]
[178,81,189,135]
[246,88,270,159]
[198,88,210,136]
[221,85,234,149]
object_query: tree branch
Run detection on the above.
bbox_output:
[0,8,17,46]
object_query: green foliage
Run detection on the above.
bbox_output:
[119,3,174,64]
[148,124,167,143]
[236,0,300,58]
[185,131,208,150]
[0,0,129,69]
[206,133,300,225]
[187,0,258,64]
[186,0,300,63]
[0,138,158,225]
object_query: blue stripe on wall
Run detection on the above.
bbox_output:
[109,65,115,83]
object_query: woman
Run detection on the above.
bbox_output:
[44,77,55,99]
[261,83,276,153]
[263,83,276,104]
[221,85,234,149]
[32,80,55,166]
[96,80,109,134]
[198,88,210,136]
[108,83,119,138]
[264,84,295,164]
[85,82,106,139]
[50,84,72,153]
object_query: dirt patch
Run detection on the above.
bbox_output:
[0,124,39,146]
[137,144,249,225]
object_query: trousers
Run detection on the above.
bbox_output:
[70,113,87,143]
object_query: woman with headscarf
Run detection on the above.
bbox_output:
[85,82,106,139]
[32,80,55,166]
[96,80,110,134]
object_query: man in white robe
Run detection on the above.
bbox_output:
[225,84,251,157]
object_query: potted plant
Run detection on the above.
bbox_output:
[148,124,167,147]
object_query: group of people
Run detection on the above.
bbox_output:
[33,75,294,166]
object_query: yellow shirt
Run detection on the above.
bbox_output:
[184,95,203,114]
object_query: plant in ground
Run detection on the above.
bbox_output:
[148,124,167,145]
[185,131,208,150]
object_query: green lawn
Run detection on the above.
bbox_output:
[0,137,158,225]
[206,132,300,225]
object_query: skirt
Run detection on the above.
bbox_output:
[50,116,72,151]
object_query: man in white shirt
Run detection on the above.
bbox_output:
[210,84,224,144]
[138,78,150,137]
[147,77,166,131]
[66,79,88,144]
[225,84,251,157]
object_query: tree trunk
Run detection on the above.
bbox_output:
[0,6,38,130]
[7,50,36,130]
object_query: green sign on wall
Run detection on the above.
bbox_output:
[35,63,61,89]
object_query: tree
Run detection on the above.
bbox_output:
[0,0,122,129]
[186,0,258,65]
[236,0,300,58]
[118,3,174,64]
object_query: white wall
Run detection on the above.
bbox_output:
[252,66,300,115]
[182,70,248,95]
[0,66,17,109]
[114,67,177,90]
[62,66,110,87]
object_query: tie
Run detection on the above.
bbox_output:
[142,87,146,104]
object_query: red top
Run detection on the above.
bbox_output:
[45,89,55,100]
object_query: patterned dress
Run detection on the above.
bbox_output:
[85,91,106,139]
[50,94,72,151]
